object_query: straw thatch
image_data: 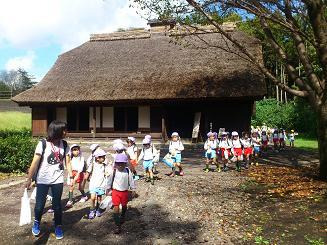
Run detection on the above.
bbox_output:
[13,29,266,105]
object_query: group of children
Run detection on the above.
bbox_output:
[204,131,259,172]
[64,132,184,234]
[203,126,297,172]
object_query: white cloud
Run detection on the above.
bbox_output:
[0,0,147,51]
[5,51,36,71]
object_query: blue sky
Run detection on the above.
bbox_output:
[0,0,147,82]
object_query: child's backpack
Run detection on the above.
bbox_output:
[110,167,130,190]
[32,139,68,183]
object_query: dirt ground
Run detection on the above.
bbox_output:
[0,147,326,245]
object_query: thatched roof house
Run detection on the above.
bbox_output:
[13,22,265,140]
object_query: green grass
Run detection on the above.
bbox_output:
[292,135,318,152]
[0,111,31,130]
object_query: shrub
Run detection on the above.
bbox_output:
[0,130,36,173]
[251,98,317,136]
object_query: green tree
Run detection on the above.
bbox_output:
[132,0,327,179]
[17,68,36,92]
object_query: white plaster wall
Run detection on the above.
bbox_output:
[103,107,114,128]
[138,106,150,128]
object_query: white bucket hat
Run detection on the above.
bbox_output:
[171,132,179,137]
[90,143,99,152]
[232,131,239,136]
[127,137,136,142]
[142,138,151,145]
[94,148,106,158]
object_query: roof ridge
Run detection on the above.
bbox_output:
[90,30,151,42]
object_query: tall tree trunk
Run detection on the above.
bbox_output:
[318,102,327,179]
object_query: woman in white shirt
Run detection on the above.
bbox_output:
[25,120,71,240]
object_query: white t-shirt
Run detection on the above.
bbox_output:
[71,156,85,173]
[35,140,69,185]
[87,161,111,190]
[169,140,184,154]
[126,145,138,160]
[138,147,156,161]
[252,137,261,147]
[231,139,242,148]
[262,135,268,141]
[107,168,136,191]
[241,138,252,148]
[219,139,231,149]
[204,139,217,150]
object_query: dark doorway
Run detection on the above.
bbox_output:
[114,107,138,132]
[79,106,89,131]
[166,106,194,138]
[150,107,162,132]
[67,107,89,132]
[47,107,56,126]
[67,107,77,131]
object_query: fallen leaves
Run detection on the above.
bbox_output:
[244,165,327,198]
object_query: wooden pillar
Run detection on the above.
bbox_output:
[92,106,96,137]
[161,108,168,142]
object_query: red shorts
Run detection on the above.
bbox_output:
[262,140,268,146]
[233,148,243,157]
[112,189,129,207]
[72,170,84,183]
[273,138,279,143]
[130,159,138,167]
[221,148,230,158]
[279,138,284,143]
[244,147,253,156]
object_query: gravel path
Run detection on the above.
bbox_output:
[0,149,250,245]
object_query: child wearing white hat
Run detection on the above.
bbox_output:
[65,144,87,208]
[126,137,139,180]
[138,138,157,185]
[168,132,184,176]
[204,132,220,172]
[218,132,232,171]
[85,148,111,219]
[231,131,242,172]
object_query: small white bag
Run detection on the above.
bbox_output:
[99,196,112,210]
[19,188,31,226]
[30,187,37,200]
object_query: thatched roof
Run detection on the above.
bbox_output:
[13,27,266,105]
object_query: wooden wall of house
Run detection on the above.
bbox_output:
[32,107,48,136]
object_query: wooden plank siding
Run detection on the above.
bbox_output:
[32,107,48,136]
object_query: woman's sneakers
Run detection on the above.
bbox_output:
[55,226,64,240]
[32,221,64,240]
[32,220,40,236]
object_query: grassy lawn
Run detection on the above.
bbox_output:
[0,111,31,130]
[292,135,318,152]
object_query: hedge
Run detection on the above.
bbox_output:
[251,98,317,137]
[0,129,37,173]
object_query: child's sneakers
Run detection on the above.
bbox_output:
[133,175,140,181]
[179,171,184,176]
[96,209,103,217]
[79,196,88,203]
[65,201,73,208]
[48,208,54,213]
[223,166,229,172]
[204,168,209,173]
[88,210,96,219]
[54,225,64,240]
[255,162,259,166]
[32,220,40,236]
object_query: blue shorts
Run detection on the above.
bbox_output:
[172,153,182,163]
[143,160,154,170]
[254,146,261,154]
[90,187,105,196]
[205,150,216,159]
